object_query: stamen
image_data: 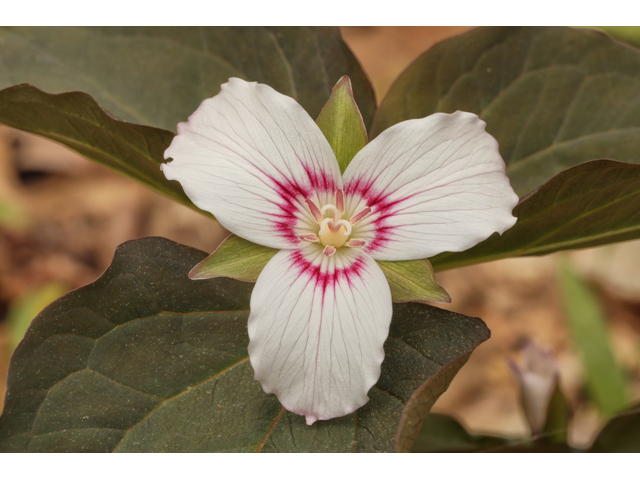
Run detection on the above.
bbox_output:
[305,199,323,223]
[318,217,332,236]
[350,206,372,226]
[346,239,366,248]
[323,245,336,257]
[336,189,345,214]
[334,219,352,236]
[299,233,319,243]
[320,204,339,222]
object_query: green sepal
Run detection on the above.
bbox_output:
[376,259,451,304]
[315,75,368,173]
[189,235,277,282]
[192,235,450,304]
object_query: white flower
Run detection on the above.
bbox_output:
[161,78,518,425]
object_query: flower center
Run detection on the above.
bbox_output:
[300,190,372,257]
[318,217,351,248]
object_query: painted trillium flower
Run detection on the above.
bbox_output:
[161,77,518,425]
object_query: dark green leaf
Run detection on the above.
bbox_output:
[412,413,507,452]
[0,237,489,452]
[0,85,193,209]
[373,27,640,198]
[589,403,640,452]
[431,160,640,270]
[395,352,474,452]
[0,27,374,215]
[316,76,368,173]
[0,27,375,132]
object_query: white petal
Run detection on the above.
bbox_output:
[162,78,342,249]
[248,245,392,425]
[343,111,519,261]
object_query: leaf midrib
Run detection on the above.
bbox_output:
[111,356,251,452]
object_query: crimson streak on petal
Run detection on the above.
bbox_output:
[247,247,392,425]
[162,78,343,251]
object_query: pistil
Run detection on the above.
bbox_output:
[300,190,371,254]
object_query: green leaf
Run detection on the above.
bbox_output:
[0,237,489,452]
[0,27,375,215]
[377,259,450,304]
[189,234,277,282]
[0,27,376,132]
[559,260,631,416]
[373,27,640,198]
[431,160,640,271]
[589,26,640,48]
[0,85,194,209]
[395,351,475,452]
[5,282,68,354]
[412,413,508,452]
[588,403,640,452]
[316,76,368,173]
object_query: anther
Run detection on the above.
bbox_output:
[305,199,323,223]
[336,189,345,214]
[323,245,336,257]
[350,206,372,226]
[299,233,319,243]
[345,239,366,248]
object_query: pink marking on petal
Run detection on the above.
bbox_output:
[288,249,367,298]
[346,239,366,248]
[259,167,339,245]
[336,189,345,214]
[345,177,425,254]
[361,190,427,253]
[344,175,376,200]
[301,163,339,193]
[323,245,336,256]
[243,160,340,247]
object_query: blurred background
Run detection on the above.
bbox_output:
[1,26,639,448]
